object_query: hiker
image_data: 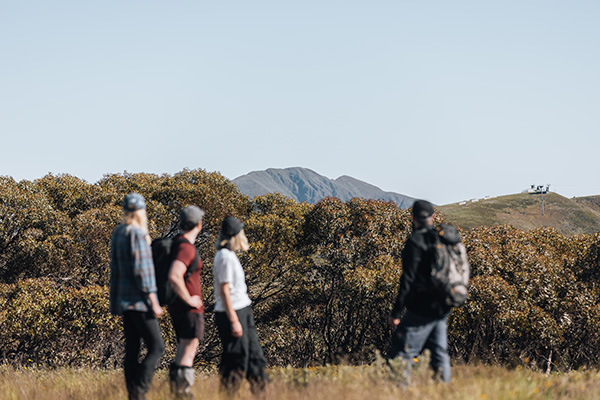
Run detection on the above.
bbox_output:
[167,205,206,398]
[109,193,165,400]
[213,217,268,394]
[388,199,452,383]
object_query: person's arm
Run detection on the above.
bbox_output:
[389,239,421,326]
[131,230,162,316]
[109,229,119,315]
[169,260,203,308]
[220,282,243,338]
[148,292,163,317]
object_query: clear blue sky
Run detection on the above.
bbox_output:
[1,1,599,205]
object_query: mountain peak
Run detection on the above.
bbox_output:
[232,167,415,208]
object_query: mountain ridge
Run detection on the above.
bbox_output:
[232,167,415,208]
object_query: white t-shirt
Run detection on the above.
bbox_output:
[213,248,252,312]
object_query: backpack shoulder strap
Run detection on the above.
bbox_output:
[425,226,442,250]
[172,237,199,278]
[187,250,200,277]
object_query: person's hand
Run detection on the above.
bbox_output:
[152,302,164,317]
[388,317,400,327]
[188,295,203,309]
[231,320,243,338]
[148,293,163,317]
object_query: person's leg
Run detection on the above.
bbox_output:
[175,338,200,366]
[170,312,204,398]
[130,311,165,394]
[235,307,252,375]
[122,312,142,400]
[173,312,204,367]
[215,311,246,394]
[170,340,198,399]
[389,311,436,384]
[424,316,451,382]
[169,363,196,399]
[244,308,268,394]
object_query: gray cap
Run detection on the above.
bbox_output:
[180,205,205,230]
[123,193,146,211]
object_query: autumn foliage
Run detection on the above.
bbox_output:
[0,170,599,371]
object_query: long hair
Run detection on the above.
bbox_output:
[216,229,249,252]
[122,209,149,239]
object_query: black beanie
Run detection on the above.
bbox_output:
[412,200,434,220]
[221,217,244,238]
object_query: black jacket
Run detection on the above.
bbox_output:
[391,226,452,319]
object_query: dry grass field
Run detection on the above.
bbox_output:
[437,193,600,235]
[2,360,600,400]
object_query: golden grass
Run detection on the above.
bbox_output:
[437,192,600,235]
[1,362,599,400]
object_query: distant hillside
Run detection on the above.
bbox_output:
[573,195,600,214]
[232,167,415,208]
[438,193,600,236]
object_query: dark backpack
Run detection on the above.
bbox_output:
[429,224,470,308]
[151,237,199,306]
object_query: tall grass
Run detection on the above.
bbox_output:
[1,361,599,400]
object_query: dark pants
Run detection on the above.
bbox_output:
[215,306,268,393]
[389,310,451,383]
[123,311,165,398]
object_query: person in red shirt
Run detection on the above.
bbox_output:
[168,205,205,398]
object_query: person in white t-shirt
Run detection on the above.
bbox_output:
[213,217,268,394]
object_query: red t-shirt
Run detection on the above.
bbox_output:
[168,236,204,314]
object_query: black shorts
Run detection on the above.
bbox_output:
[171,312,205,341]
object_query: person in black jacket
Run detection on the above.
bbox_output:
[388,199,451,383]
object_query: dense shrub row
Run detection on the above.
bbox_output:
[0,170,599,371]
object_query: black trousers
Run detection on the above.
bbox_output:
[122,311,165,395]
[215,306,268,392]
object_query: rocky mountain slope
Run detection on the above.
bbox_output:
[232,167,415,208]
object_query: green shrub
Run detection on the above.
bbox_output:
[1,171,600,371]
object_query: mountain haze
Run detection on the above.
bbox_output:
[232,167,415,208]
